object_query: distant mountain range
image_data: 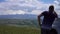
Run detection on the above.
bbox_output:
[0,14,37,19]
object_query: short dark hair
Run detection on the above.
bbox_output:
[49,5,54,11]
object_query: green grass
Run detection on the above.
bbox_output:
[0,25,41,34]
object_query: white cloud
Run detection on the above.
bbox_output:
[53,0,60,15]
[30,10,43,15]
[0,10,25,15]
[54,0,59,5]
[0,0,49,15]
[0,0,50,10]
[0,0,60,15]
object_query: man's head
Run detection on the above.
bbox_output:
[49,5,54,13]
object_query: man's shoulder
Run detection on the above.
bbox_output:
[43,11,48,13]
[42,11,48,14]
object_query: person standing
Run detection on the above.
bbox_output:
[38,5,58,34]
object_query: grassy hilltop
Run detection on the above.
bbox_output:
[0,19,41,34]
[0,25,41,34]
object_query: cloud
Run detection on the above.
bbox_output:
[0,10,25,15]
[53,0,60,15]
[0,0,51,10]
[0,0,47,15]
[30,10,43,15]
[0,0,60,15]
[54,0,59,5]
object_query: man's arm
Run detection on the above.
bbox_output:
[38,13,43,26]
[54,11,58,18]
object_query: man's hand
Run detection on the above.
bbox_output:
[54,11,58,18]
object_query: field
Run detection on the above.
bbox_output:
[0,25,40,34]
[0,19,41,34]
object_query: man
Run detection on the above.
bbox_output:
[38,5,58,34]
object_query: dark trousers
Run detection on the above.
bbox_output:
[41,28,58,34]
[41,28,50,34]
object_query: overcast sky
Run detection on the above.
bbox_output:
[0,0,60,15]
